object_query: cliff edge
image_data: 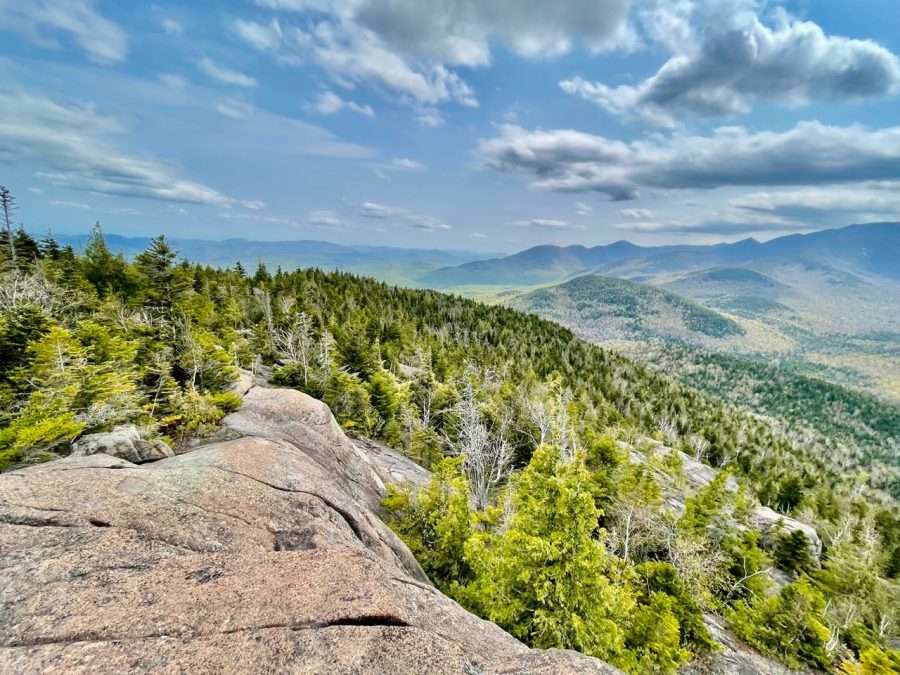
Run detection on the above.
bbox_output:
[0,380,620,674]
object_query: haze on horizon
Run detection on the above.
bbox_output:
[2,0,900,254]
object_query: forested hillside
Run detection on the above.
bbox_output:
[621,344,900,488]
[1,224,898,673]
[511,274,745,344]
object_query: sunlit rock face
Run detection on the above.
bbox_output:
[0,382,621,675]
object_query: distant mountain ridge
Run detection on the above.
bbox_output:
[51,233,496,286]
[422,222,900,287]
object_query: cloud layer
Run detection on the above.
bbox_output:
[0,88,260,208]
[360,201,450,230]
[0,0,128,64]
[478,122,900,199]
[235,0,634,111]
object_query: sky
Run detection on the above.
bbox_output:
[1,1,900,254]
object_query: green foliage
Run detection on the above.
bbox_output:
[634,561,717,656]
[679,470,732,536]
[3,216,900,671]
[0,391,83,469]
[460,446,632,664]
[727,577,832,670]
[719,530,772,601]
[840,647,900,674]
[773,529,815,575]
[383,456,474,591]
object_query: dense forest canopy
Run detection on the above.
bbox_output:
[1,218,898,673]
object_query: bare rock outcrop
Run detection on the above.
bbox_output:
[680,614,810,675]
[0,384,620,674]
[71,424,174,464]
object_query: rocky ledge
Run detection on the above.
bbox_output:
[0,381,620,674]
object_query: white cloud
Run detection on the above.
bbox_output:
[198,57,257,87]
[392,157,424,170]
[371,157,425,181]
[232,18,282,50]
[0,88,261,209]
[415,108,445,127]
[158,73,188,90]
[161,18,183,36]
[512,218,584,230]
[235,1,634,114]
[255,0,634,62]
[360,201,450,230]
[620,208,655,219]
[575,201,592,215]
[478,122,900,200]
[731,184,900,222]
[563,10,900,125]
[0,0,128,64]
[306,209,345,228]
[50,200,90,209]
[309,90,374,117]
[215,99,255,120]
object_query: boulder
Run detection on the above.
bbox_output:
[750,506,823,559]
[353,436,432,492]
[626,438,821,559]
[71,424,173,464]
[227,367,258,397]
[0,386,620,675]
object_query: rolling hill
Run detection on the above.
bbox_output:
[510,275,900,484]
[509,275,746,346]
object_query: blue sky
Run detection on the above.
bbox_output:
[1,1,900,253]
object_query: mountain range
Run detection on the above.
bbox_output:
[422,222,900,287]
[51,233,497,287]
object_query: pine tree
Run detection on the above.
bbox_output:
[135,235,190,310]
[460,446,634,664]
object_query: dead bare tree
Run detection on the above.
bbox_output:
[0,185,16,264]
[274,312,314,385]
[0,268,57,313]
[449,382,513,509]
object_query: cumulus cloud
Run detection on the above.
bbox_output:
[512,218,584,230]
[198,57,257,87]
[477,122,900,200]
[309,90,374,117]
[0,88,261,209]
[360,201,450,230]
[235,1,634,113]
[0,0,128,64]
[255,0,634,62]
[562,10,900,125]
